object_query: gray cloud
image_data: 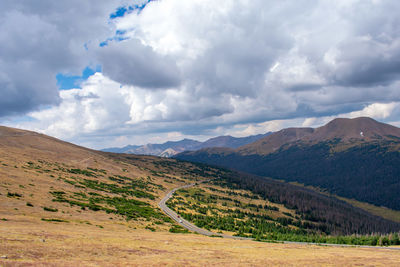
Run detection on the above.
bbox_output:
[97,39,181,88]
[0,0,126,116]
[304,1,400,89]
[3,0,400,148]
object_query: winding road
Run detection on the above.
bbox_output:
[158,180,400,250]
[158,180,249,240]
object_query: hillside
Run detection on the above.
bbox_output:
[167,172,400,238]
[102,133,271,157]
[237,117,400,155]
[176,117,400,210]
[0,126,212,233]
[2,125,400,234]
[2,125,400,264]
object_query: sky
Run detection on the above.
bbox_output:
[1,0,400,149]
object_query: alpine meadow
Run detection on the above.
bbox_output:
[2,1,400,266]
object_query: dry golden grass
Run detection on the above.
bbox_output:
[198,183,296,217]
[336,196,400,224]
[1,215,400,266]
[1,126,400,266]
[170,183,296,226]
[0,126,213,231]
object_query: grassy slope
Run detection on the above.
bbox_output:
[167,182,313,238]
[0,126,223,233]
[338,197,400,224]
[288,181,400,224]
[1,126,400,265]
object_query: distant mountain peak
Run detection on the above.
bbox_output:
[159,148,178,157]
[102,132,272,156]
[238,117,400,155]
[238,128,313,155]
[310,116,400,142]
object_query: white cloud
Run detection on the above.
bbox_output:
[0,0,129,116]
[347,102,398,119]
[3,0,400,148]
[22,73,131,139]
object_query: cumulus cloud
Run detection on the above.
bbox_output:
[0,0,130,116]
[347,102,400,121]
[24,73,131,139]
[3,0,400,148]
[97,38,181,88]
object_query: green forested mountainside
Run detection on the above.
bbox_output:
[176,140,400,210]
[176,117,400,211]
[215,170,400,235]
[167,179,400,245]
[165,159,400,235]
[2,124,400,243]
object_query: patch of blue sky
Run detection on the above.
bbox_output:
[99,39,110,47]
[109,0,156,19]
[99,36,129,47]
[99,30,129,47]
[56,65,102,90]
[0,114,37,124]
[116,29,127,35]
[110,6,130,19]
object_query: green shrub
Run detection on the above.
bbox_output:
[41,218,68,223]
[145,226,156,232]
[7,192,22,198]
[169,225,189,233]
[43,207,58,212]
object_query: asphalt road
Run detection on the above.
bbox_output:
[158,180,249,240]
[158,180,400,250]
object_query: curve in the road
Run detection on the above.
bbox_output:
[158,180,249,240]
[158,180,400,250]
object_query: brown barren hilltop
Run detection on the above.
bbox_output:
[237,117,400,156]
[238,128,314,156]
[1,125,400,266]
[178,116,400,157]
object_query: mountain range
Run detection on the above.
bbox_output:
[176,117,400,210]
[102,133,271,157]
[1,124,399,240]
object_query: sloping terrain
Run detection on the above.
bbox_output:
[167,171,400,238]
[1,125,399,236]
[0,125,222,233]
[1,125,400,265]
[176,117,400,210]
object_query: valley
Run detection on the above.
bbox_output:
[3,1,400,265]
[1,124,400,265]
